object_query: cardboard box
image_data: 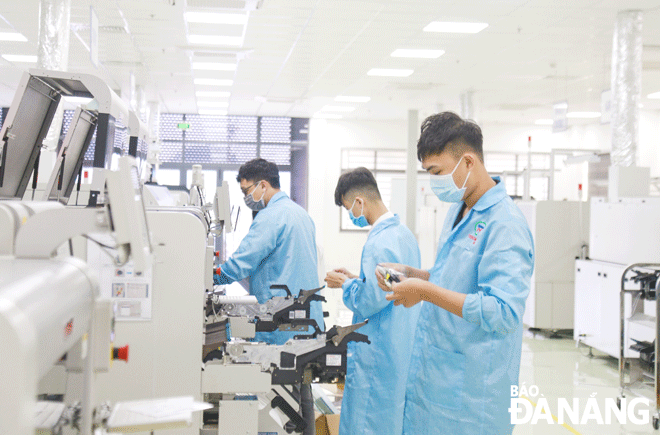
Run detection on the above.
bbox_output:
[315,414,340,435]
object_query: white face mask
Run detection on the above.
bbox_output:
[429,156,471,203]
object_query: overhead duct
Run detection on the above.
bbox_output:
[610,10,642,167]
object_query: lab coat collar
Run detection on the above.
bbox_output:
[369,213,399,237]
[471,177,507,212]
[267,190,288,206]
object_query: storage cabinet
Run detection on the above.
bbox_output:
[574,259,654,358]
[518,200,588,330]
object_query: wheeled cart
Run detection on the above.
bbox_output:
[617,263,660,429]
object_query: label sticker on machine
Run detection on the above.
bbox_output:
[326,354,342,366]
[288,310,307,319]
[89,235,153,321]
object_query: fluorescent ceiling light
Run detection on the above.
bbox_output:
[424,21,489,33]
[534,119,553,125]
[63,96,93,104]
[188,35,243,46]
[198,101,229,108]
[196,91,231,98]
[391,49,445,59]
[367,68,414,77]
[335,96,370,103]
[199,109,228,116]
[194,78,233,86]
[2,54,37,63]
[0,32,27,42]
[321,105,355,112]
[647,91,660,99]
[184,12,248,25]
[566,111,601,118]
[314,113,343,119]
[192,62,236,71]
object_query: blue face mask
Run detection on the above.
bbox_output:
[430,156,471,203]
[348,198,369,227]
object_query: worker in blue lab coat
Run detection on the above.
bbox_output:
[214,158,324,343]
[376,112,534,435]
[214,158,322,435]
[324,167,421,435]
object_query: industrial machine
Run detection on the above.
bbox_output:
[0,69,132,205]
[574,197,660,357]
[202,287,369,435]
[0,67,357,434]
[0,156,210,435]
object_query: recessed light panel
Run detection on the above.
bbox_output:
[335,96,370,103]
[367,68,414,77]
[423,21,488,33]
[391,49,444,59]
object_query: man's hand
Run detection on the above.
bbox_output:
[385,278,424,308]
[325,271,349,288]
[333,267,358,279]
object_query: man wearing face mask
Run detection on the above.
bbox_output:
[324,167,421,435]
[213,158,322,435]
[375,112,534,435]
[214,158,324,342]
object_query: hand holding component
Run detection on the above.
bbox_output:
[384,278,424,308]
[324,270,349,288]
[376,264,405,289]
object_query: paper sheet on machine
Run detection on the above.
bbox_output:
[106,396,211,432]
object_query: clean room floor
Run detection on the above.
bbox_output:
[514,330,657,435]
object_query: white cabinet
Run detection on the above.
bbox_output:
[518,201,588,329]
[574,259,655,358]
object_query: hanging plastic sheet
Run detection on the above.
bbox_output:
[37,0,72,152]
[610,10,642,167]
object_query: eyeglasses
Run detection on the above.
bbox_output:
[241,181,261,197]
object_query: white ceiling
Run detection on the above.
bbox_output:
[0,0,660,123]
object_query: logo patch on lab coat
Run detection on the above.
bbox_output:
[468,221,487,245]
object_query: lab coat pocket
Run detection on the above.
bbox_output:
[422,346,465,410]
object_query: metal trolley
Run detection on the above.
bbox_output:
[617,263,660,429]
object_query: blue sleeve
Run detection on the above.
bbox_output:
[341,241,397,319]
[216,215,279,284]
[462,221,534,335]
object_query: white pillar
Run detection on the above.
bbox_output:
[460,90,474,120]
[406,110,418,232]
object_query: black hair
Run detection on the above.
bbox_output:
[334,167,381,207]
[237,158,280,188]
[417,111,484,162]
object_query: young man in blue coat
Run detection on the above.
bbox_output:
[214,158,323,435]
[377,112,535,435]
[324,167,421,435]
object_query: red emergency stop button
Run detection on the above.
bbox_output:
[113,345,129,362]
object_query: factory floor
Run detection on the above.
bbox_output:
[513,329,656,435]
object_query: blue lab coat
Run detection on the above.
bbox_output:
[339,214,421,435]
[216,191,324,344]
[402,179,534,435]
